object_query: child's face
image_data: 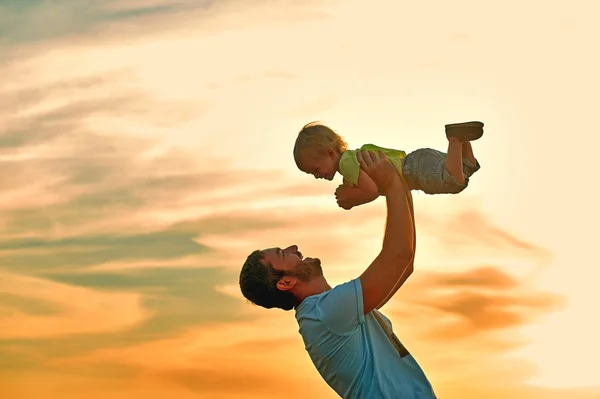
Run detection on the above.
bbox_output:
[299,148,339,181]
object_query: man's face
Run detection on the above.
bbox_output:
[262,245,322,283]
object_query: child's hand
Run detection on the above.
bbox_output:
[335,185,354,210]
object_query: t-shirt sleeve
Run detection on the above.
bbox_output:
[315,278,366,335]
[338,149,360,186]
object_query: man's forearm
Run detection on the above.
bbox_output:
[377,190,416,309]
[356,151,417,315]
[381,181,414,261]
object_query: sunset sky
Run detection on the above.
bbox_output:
[1,0,599,398]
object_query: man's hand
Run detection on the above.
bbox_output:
[356,150,405,194]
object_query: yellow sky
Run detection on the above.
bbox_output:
[1,0,599,398]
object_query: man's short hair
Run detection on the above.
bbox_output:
[239,250,296,311]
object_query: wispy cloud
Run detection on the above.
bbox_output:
[394,266,563,339]
[417,209,548,253]
[0,87,567,396]
[51,312,333,398]
[0,0,330,56]
[0,24,338,392]
[2,0,597,397]
[0,271,148,339]
[0,0,213,46]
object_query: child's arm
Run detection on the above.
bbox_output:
[336,170,380,209]
[354,169,380,202]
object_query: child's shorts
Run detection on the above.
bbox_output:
[402,148,480,195]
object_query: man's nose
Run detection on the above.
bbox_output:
[285,245,298,253]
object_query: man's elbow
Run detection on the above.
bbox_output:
[382,241,414,261]
[397,258,415,284]
[393,251,415,271]
[404,261,414,276]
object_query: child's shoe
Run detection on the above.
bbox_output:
[445,121,484,141]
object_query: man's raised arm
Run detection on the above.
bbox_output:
[376,189,416,310]
[357,150,415,315]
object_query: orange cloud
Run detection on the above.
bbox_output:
[0,270,149,339]
[393,266,563,339]
[49,310,332,398]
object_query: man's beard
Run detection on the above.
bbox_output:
[289,258,322,283]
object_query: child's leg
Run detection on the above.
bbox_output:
[462,141,477,164]
[445,120,483,181]
[445,137,465,185]
[403,148,471,195]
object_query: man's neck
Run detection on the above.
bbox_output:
[295,278,332,307]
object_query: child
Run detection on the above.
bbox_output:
[293,121,483,209]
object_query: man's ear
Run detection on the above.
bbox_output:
[327,148,336,158]
[276,276,297,292]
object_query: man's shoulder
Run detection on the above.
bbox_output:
[329,278,361,296]
[296,278,362,317]
[298,279,361,311]
[296,278,365,335]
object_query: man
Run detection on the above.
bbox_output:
[239,150,436,398]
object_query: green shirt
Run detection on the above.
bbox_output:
[338,144,407,186]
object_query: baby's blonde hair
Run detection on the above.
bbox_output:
[293,122,348,168]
